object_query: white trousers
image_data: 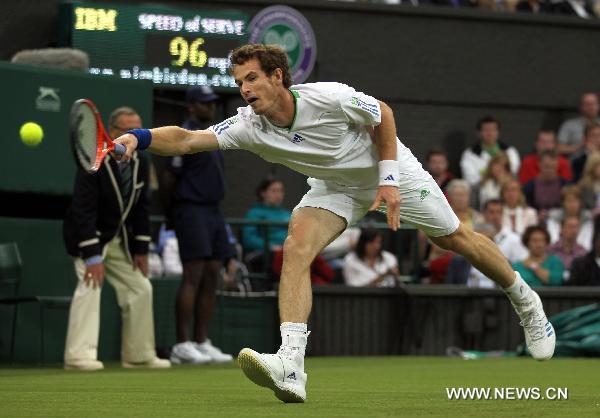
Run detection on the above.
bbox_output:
[64,237,157,363]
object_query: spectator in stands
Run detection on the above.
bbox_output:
[579,152,600,213]
[446,222,497,288]
[320,227,361,269]
[478,153,513,210]
[460,115,520,186]
[515,0,552,12]
[343,229,399,287]
[423,0,477,7]
[446,199,528,287]
[243,178,334,285]
[501,179,538,235]
[242,178,290,254]
[272,250,335,286]
[557,92,600,157]
[546,186,593,251]
[421,240,454,284]
[425,148,455,193]
[169,86,233,365]
[446,179,484,229]
[519,130,572,185]
[522,151,567,215]
[63,107,170,371]
[548,215,587,275]
[551,0,597,17]
[483,199,529,262]
[569,230,600,285]
[571,123,600,182]
[513,226,564,287]
[421,180,479,284]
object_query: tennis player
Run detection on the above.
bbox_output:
[115,44,555,403]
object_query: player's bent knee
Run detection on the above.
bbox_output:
[282,235,315,264]
[429,224,471,253]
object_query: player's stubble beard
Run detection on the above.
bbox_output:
[263,86,294,128]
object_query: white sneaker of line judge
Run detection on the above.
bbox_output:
[170,341,211,365]
[193,340,233,363]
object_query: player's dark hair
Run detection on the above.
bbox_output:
[521,225,550,247]
[256,177,283,202]
[230,44,293,88]
[476,115,500,131]
[355,228,384,261]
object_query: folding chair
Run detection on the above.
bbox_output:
[0,242,72,364]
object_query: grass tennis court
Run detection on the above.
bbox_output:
[1,357,598,417]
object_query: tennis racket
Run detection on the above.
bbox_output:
[70,99,126,173]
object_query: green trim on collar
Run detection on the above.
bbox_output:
[286,89,299,132]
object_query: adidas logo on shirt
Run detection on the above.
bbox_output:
[286,372,296,380]
[384,175,395,181]
[291,133,304,144]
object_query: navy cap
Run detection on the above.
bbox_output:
[186,86,219,103]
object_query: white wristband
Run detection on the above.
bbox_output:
[378,160,400,187]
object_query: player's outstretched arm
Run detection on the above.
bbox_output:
[114,127,218,161]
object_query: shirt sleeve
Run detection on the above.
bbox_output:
[556,120,572,145]
[208,112,252,151]
[382,251,398,271]
[337,84,382,126]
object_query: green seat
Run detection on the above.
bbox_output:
[0,242,72,364]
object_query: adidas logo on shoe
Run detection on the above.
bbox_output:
[238,348,307,402]
[545,322,553,337]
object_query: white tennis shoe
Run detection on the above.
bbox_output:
[193,340,233,363]
[170,341,211,365]
[514,290,556,360]
[238,347,307,403]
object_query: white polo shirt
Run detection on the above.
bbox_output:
[343,250,398,287]
[210,82,382,188]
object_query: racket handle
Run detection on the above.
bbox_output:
[113,143,126,155]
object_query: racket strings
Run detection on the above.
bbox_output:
[73,106,99,170]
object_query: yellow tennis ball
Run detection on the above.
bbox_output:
[20,122,44,146]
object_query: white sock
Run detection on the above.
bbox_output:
[280,322,309,367]
[503,272,534,312]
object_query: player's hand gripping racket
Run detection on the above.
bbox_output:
[70,99,126,173]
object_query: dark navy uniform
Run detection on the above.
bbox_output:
[170,118,232,262]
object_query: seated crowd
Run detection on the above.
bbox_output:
[423,91,600,288]
[333,0,600,19]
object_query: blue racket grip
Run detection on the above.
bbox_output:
[113,143,126,155]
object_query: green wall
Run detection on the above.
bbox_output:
[0,61,153,195]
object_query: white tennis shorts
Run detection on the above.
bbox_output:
[294,141,460,237]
